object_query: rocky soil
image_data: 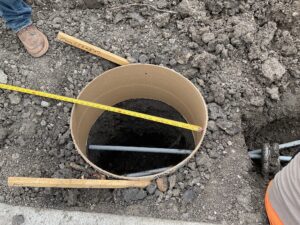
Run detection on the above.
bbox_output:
[0,0,299,224]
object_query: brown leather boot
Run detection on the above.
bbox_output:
[17,25,49,58]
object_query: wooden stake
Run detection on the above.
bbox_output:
[56,32,130,66]
[8,177,150,189]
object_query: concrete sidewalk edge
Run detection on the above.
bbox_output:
[0,203,219,225]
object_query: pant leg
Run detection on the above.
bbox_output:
[0,0,32,32]
[265,182,284,225]
[267,153,300,224]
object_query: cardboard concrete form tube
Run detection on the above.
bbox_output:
[70,64,208,180]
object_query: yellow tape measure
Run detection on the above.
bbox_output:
[0,84,202,132]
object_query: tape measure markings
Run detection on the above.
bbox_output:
[0,84,202,132]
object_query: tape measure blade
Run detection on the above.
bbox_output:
[0,83,202,132]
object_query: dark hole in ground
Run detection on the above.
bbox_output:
[245,117,300,156]
[87,99,195,176]
[244,117,300,174]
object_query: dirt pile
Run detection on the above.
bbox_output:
[0,0,299,224]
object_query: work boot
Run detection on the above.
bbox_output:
[17,25,49,58]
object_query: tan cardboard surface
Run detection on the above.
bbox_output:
[70,64,208,180]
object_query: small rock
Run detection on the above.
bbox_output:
[196,78,204,86]
[188,162,196,170]
[182,189,197,203]
[207,149,219,159]
[206,1,223,14]
[40,120,47,126]
[204,173,210,180]
[183,68,198,79]
[177,0,206,18]
[176,173,185,182]
[41,101,50,108]
[58,130,71,145]
[63,106,70,113]
[66,190,79,206]
[52,168,73,178]
[156,0,168,9]
[0,160,5,169]
[243,33,254,44]
[16,136,25,147]
[216,119,240,135]
[208,215,216,221]
[175,49,193,64]
[172,188,180,197]
[191,51,218,74]
[154,13,170,28]
[155,189,163,197]
[266,86,280,100]
[52,17,63,28]
[168,175,177,190]
[177,0,192,16]
[239,212,263,224]
[233,21,256,39]
[83,0,103,9]
[0,69,8,84]
[195,154,210,168]
[262,58,286,81]
[146,183,157,195]
[156,177,168,192]
[178,182,185,190]
[248,43,268,61]
[280,31,297,56]
[91,64,103,75]
[208,103,224,120]
[53,17,62,24]
[169,38,176,44]
[221,48,228,58]
[128,12,145,25]
[12,153,20,160]
[138,54,148,63]
[202,32,215,43]
[169,58,177,66]
[12,214,25,225]
[281,44,297,57]
[257,21,277,47]
[0,127,8,142]
[216,33,229,45]
[215,44,224,54]
[189,26,204,43]
[8,93,21,105]
[250,96,265,107]
[113,12,125,24]
[207,39,218,52]
[123,188,147,202]
[207,120,218,131]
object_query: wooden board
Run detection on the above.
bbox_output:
[8,177,151,189]
[57,32,130,66]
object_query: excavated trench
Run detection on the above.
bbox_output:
[244,116,300,176]
[245,118,300,153]
[87,99,195,176]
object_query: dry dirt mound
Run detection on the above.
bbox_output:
[0,0,299,224]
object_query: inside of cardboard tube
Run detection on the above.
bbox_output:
[87,98,195,175]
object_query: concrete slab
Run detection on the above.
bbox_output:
[0,203,218,225]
